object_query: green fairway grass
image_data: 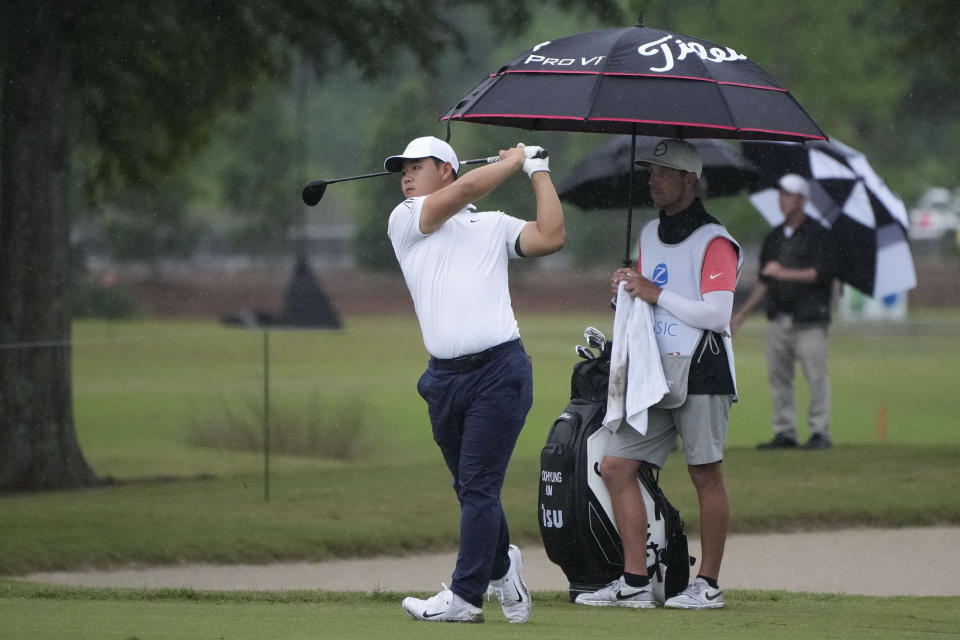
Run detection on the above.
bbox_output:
[2,582,958,640]
[70,311,960,478]
[0,312,956,576]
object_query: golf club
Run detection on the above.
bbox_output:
[584,327,606,352]
[575,345,595,360]
[302,149,548,206]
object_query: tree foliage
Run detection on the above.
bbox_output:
[633,0,959,197]
[0,0,620,492]
[226,0,960,264]
[70,0,951,268]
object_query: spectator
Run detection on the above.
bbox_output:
[731,173,837,450]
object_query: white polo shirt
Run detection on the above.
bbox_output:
[387,196,527,359]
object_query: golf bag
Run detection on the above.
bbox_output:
[538,338,694,603]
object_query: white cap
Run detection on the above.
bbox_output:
[778,173,810,198]
[639,138,702,178]
[384,136,459,174]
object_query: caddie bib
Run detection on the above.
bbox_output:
[640,220,742,406]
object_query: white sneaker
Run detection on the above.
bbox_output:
[487,544,531,623]
[402,584,484,623]
[574,576,657,609]
[664,577,724,609]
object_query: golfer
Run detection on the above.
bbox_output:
[577,139,741,610]
[386,136,564,623]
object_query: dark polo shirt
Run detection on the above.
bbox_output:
[759,218,837,325]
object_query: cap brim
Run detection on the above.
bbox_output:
[637,159,701,178]
[384,156,405,173]
[384,155,459,174]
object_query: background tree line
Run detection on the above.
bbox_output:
[83,0,960,270]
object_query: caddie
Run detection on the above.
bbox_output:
[579,138,741,610]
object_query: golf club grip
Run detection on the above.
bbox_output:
[462,149,549,165]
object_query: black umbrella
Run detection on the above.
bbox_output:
[441,20,826,263]
[442,22,824,141]
[742,139,917,300]
[558,135,764,210]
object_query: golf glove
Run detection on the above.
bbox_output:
[519,144,550,177]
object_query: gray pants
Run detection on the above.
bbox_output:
[766,315,831,441]
[606,395,732,469]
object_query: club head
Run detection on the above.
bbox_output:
[584,326,606,343]
[584,327,606,351]
[575,345,595,360]
[302,180,328,206]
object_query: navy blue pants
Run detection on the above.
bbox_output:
[417,339,533,607]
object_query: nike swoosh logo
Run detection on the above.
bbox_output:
[709,272,724,280]
[705,591,723,601]
[514,584,524,602]
[422,610,445,618]
[615,590,644,600]
[470,219,481,223]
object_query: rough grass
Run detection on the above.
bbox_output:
[186,392,372,460]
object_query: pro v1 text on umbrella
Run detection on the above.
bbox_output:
[302,149,548,206]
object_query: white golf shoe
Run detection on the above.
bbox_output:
[664,577,725,609]
[402,584,484,623]
[487,544,531,623]
[575,576,657,609]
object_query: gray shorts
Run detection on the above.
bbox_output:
[605,394,732,469]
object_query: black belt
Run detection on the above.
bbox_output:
[430,339,522,372]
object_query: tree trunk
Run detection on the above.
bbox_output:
[0,14,97,491]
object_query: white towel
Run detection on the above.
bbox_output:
[603,282,669,435]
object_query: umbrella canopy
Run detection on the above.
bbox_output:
[441,22,826,142]
[441,21,827,264]
[742,139,917,300]
[558,135,764,210]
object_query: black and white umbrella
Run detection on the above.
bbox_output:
[558,135,764,210]
[742,139,917,300]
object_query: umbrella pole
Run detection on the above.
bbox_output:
[623,130,637,266]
